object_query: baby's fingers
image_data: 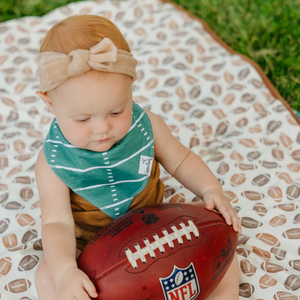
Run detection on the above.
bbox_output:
[226,207,241,233]
[76,289,94,300]
[232,212,242,233]
[217,204,232,226]
[204,197,215,210]
[82,276,98,299]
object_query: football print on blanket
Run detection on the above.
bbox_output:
[77,202,238,300]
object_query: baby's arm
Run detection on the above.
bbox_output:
[35,148,97,299]
[145,110,242,233]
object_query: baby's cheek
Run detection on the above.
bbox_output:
[117,113,132,131]
[69,125,90,146]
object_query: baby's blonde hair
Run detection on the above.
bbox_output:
[39,14,131,54]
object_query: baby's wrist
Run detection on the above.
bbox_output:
[202,186,223,197]
[53,264,78,284]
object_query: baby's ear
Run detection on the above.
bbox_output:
[131,76,137,84]
[35,91,54,114]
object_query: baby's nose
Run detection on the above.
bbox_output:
[92,119,110,134]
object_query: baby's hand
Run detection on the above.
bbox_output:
[55,266,98,300]
[202,187,242,233]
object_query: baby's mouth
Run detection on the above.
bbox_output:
[97,137,111,142]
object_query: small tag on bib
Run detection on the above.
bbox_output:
[139,155,153,176]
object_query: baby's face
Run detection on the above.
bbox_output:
[47,70,134,152]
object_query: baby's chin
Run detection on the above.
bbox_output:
[82,140,119,153]
[89,145,113,152]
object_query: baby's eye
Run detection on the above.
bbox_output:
[76,118,90,123]
[111,111,122,117]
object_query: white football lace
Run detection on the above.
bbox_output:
[125,220,199,269]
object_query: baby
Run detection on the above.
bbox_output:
[34,15,242,300]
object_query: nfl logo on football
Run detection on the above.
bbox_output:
[160,263,200,300]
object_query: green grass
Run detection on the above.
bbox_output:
[172,0,300,112]
[1,0,299,111]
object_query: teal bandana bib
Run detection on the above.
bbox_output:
[43,102,154,219]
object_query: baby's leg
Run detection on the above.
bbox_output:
[34,248,82,300]
[207,252,239,300]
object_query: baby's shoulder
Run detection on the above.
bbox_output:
[35,147,69,191]
[35,148,73,226]
[144,109,161,128]
[35,147,47,176]
[143,109,172,144]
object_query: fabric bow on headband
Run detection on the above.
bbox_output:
[37,37,138,93]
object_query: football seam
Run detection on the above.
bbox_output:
[124,220,199,269]
[94,220,227,280]
[94,235,205,279]
[124,233,205,274]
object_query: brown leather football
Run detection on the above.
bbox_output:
[77,202,238,300]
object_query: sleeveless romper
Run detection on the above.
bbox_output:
[43,102,165,250]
